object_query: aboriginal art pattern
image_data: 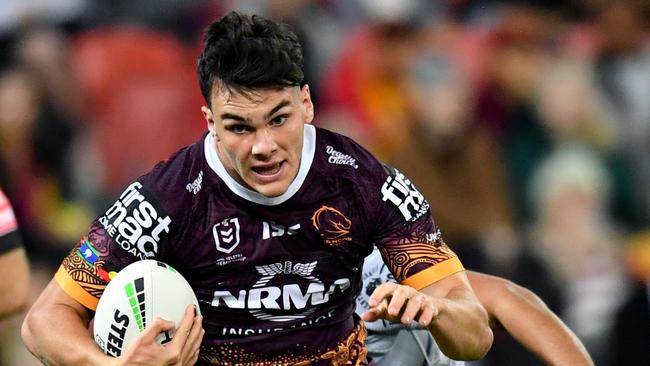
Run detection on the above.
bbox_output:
[379,220,456,283]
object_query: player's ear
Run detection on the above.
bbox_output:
[300,84,314,124]
[201,106,219,140]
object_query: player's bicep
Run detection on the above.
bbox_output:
[31,278,94,323]
[377,231,464,288]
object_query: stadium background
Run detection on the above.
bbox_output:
[0,0,648,365]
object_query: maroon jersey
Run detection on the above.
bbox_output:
[56,125,464,365]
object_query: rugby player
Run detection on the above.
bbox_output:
[358,248,594,365]
[0,186,30,319]
[22,12,492,365]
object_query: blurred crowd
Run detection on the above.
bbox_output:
[0,0,649,365]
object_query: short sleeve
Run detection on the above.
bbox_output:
[371,165,464,290]
[0,188,21,255]
[55,181,174,310]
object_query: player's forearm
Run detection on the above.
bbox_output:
[0,248,30,318]
[22,304,115,366]
[494,284,594,366]
[428,290,493,360]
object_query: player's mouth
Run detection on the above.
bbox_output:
[251,161,285,181]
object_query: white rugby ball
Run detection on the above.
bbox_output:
[93,260,200,357]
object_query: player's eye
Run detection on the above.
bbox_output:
[270,115,288,126]
[226,124,251,135]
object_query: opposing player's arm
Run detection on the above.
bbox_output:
[0,188,30,318]
[467,271,594,366]
[362,269,493,360]
[0,246,29,318]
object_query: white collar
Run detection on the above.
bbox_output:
[204,124,316,206]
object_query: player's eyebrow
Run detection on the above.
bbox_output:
[220,113,247,122]
[220,100,291,123]
[265,100,291,119]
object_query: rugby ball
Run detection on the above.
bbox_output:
[93,260,200,357]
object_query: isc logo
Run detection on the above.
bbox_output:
[262,221,300,240]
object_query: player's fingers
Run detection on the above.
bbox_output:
[416,300,440,327]
[367,282,397,307]
[188,346,201,366]
[170,305,198,349]
[401,293,426,325]
[386,285,413,317]
[181,316,204,363]
[142,317,175,343]
[360,299,388,321]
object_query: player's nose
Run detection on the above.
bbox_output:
[251,128,278,157]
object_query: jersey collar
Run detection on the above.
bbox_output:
[204,124,316,206]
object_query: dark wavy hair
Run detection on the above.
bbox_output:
[197,11,304,104]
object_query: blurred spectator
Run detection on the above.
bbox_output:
[69,26,205,198]
[318,1,426,160]
[0,65,90,269]
[504,59,639,228]
[527,146,629,366]
[593,0,650,223]
[474,3,551,142]
[390,53,514,255]
[0,27,94,269]
[0,0,87,35]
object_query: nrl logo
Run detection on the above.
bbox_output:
[213,218,240,254]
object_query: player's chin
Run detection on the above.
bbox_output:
[250,180,290,197]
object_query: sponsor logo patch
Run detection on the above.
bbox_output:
[425,229,442,244]
[381,168,429,222]
[186,171,203,194]
[211,260,350,322]
[77,239,100,265]
[99,182,171,260]
[262,221,300,240]
[311,205,352,246]
[325,145,358,169]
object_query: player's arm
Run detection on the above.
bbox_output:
[22,279,117,365]
[363,165,492,360]
[363,270,493,360]
[467,271,594,366]
[22,279,203,366]
[0,188,30,318]
[0,246,29,318]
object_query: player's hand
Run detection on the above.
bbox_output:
[115,305,204,365]
[361,282,440,327]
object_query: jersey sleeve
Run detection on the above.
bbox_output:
[369,164,464,290]
[55,181,174,310]
[0,188,21,255]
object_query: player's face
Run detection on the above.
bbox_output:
[202,85,314,197]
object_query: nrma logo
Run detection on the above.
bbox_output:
[211,261,350,322]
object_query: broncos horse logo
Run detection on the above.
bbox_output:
[311,205,352,245]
